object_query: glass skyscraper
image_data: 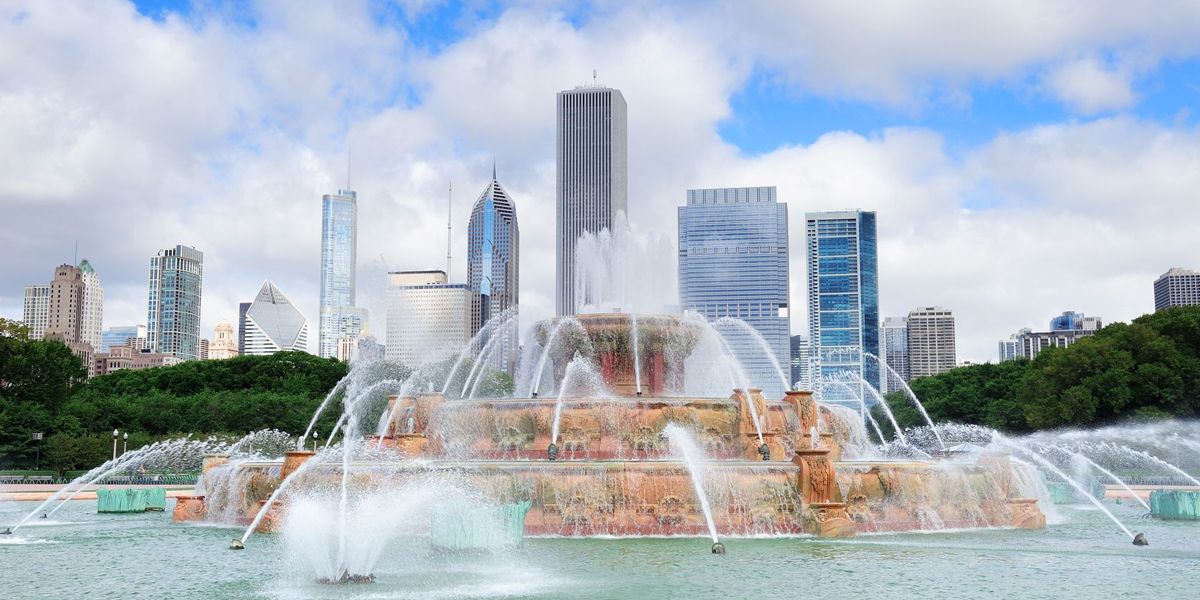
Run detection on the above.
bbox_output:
[319,189,367,358]
[678,186,790,398]
[805,210,879,406]
[467,168,519,374]
[147,244,204,360]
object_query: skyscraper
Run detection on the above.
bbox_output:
[1154,268,1200,311]
[40,263,95,370]
[318,189,367,359]
[679,186,790,398]
[238,302,250,355]
[22,284,50,340]
[805,210,879,404]
[147,245,204,360]
[77,259,103,352]
[385,270,470,368]
[880,316,909,391]
[556,85,627,316]
[467,168,519,373]
[790,334,811,391]
[241,281,309,355]
[906,307,956,379]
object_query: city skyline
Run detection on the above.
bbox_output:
[2,1,1200,364]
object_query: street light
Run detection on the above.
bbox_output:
[112,429,119,461]
[312,430,318,452]
[122,432,128,456]
[32,433,43,471]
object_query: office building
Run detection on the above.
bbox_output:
[556,84,628,316]
[318,189,368,359]
[40,263,95,370]
[1154,268,1200,311]
[147,245,204,360]
[77,259,103,351]
[209,321,238,359]
[22,284,50,340]
[880,317,909,391]
[679,186,789,397]
[906,306,956,379]
[790,335,811,391]
[93,338,180,376]
[386,270,470,368]
[999,311,1102,361]
[805,210,880,404]
[467,168,520,373]
[337,334,386,363]
[101,325,147,352]
[240,281,309,355]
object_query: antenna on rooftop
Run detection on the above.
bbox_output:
[446,182,453,281]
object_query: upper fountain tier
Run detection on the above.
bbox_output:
[534,313,701,397]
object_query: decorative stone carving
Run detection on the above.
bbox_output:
[1007,498,1046,529]
[171,495,206,522]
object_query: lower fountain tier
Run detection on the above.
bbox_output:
[187,457,1047,537]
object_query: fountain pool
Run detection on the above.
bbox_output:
[2,498,1198,599]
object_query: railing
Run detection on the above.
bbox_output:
[0,474,198,485]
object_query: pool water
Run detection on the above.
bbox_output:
[1,499,1196,599]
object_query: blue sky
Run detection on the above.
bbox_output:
[4,0,1200,364]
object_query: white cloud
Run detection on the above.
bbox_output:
[1043,57,1136,113]
[2,0,1199,369]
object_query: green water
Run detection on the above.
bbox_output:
[2,500,1196,599]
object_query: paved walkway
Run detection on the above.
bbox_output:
[0,484,195,502]
[1102,484,1200,501]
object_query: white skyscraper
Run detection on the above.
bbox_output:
[386,270,470,368]
[906,307,956,379]
[77,259,103,352]
[556,84,628,316]
[240,281,309,356]
[22,284,50,339]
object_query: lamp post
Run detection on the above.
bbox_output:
[312,430,318,452]
[122,432,128,456]
[112,429,119,461]
[32,433,43,470]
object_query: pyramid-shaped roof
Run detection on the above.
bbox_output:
[246,280,307,349]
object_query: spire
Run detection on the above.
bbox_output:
[492,157,497,181]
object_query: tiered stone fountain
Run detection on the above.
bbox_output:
[175,314,1046,539]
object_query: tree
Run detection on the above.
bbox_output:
[0,337,88,467]
[0,318,31,340]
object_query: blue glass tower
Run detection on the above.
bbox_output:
[805,210,879,405]
[319,189,366,358]
[678,187,790,398]
[467,168,519,373]
[147,245,203,360]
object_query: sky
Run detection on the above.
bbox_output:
[2,0,1199,363]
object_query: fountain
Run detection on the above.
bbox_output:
[187,309,1056,572]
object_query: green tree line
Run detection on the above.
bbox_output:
[1,318,515,472]
[0,320,353,471]
[877,305,1200,434]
